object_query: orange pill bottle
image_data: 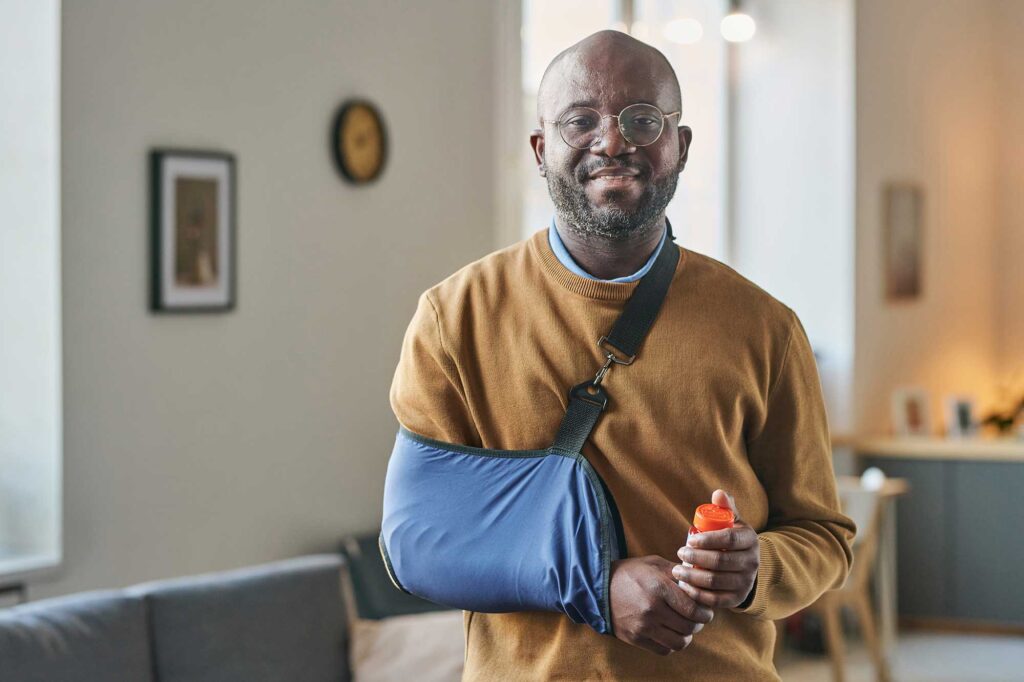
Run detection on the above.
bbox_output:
[679,503,735,586]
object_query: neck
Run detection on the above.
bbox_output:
[554,214,667,280]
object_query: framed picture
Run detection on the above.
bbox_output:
[150,149,236,312]
[891,387,932,437]
[944,394,978,438]
[883,182,924,301]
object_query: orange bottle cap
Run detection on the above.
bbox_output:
[693,503,735,532]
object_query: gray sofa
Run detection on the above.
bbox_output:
[0,537,444,682]
[1,536,448,679]
[0,555,347,682]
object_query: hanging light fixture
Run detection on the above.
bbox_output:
[664,17,704,45]
[721,0,756,43]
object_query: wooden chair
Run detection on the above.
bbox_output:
[806,478,893,682]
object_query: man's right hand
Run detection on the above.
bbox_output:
[609,555,714,656]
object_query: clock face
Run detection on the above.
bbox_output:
[333,101,386,184]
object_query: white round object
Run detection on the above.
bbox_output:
[664,18,704,45]
[860,466,887,491]
[721,12,756,43]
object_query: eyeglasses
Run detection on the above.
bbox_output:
[542,103,681,150]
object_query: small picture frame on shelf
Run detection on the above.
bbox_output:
[150,149,236,312]
[943,394,978,438]
[891,387,932,437]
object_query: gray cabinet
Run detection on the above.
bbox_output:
[861,456,1024,627]
[949,461,1024,624]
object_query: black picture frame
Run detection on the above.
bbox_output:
[149,148,237,313]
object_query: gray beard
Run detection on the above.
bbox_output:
[546,170,679,242]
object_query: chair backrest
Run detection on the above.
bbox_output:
[837,476,885,590]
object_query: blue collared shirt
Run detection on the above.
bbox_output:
[547,216,667,283]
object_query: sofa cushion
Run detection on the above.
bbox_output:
[129,554,347,682]
[340,533,448,620]
[0,589,154,682]
[350,609,464,682]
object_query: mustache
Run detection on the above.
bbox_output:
[575,160,650,182]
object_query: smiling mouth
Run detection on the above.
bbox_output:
[588,173,642,186]
[586,164,644,183]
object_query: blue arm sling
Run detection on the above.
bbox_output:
[380,222,680,636]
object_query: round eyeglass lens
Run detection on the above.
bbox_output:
[618,103,666,146]
[557,107,603,149]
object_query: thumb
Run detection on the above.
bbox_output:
[711,489,743,524]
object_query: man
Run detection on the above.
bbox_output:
[389,30,855,681]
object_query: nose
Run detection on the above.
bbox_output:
[589,116,636,157]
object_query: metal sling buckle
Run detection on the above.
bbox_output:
[592,337,638,387]
[598,336,637,366]
[592,355,614,387]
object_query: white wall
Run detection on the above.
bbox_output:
[731,0,855,434]
[855,0,1000,434]
[34,0,497,600]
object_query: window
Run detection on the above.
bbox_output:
[519,0,729,261]
[511,0,855,432]
[0,0,62,584]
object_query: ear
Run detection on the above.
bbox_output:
[530,128,546,177]
[677,125,693,172]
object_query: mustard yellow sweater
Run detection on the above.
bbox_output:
[389,227,855,681]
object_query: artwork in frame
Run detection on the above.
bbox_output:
[150,149,236,312]
[943,394,978,438]
[883,182,924,301]
[891,387,932,437]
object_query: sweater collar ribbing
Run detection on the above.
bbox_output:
[531,227,685,301]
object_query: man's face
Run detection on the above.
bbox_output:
[531,50,692,241]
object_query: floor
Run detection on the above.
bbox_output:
[776,631,1024,681]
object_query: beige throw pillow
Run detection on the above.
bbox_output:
[350,609,465,682]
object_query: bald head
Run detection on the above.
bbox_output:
[530,30,692,246]
[537,30,682,124]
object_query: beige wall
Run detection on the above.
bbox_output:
[994,0,1024,381]
[37,0,497,600]
[854,0,1000,434]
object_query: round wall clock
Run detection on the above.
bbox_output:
[331,100,387,184]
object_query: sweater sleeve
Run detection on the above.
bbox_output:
[731,309,856,621]
[389,290,481,446]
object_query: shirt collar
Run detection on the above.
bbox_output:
[547,215,668,283]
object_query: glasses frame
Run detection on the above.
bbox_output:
[542,104,682,150]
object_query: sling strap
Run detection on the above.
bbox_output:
[550,219,680,455]
[379,218,681,636]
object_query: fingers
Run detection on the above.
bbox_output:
[634,634,672,656]
[662,582,715,624]
[638,630,694,657]
[711,488,739,520]
[675,573,749,609]
[654,601,706,637]
[677,545,758,572]
[652,625,694,653]
[685,525,757,551]
[672,565,749,593]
